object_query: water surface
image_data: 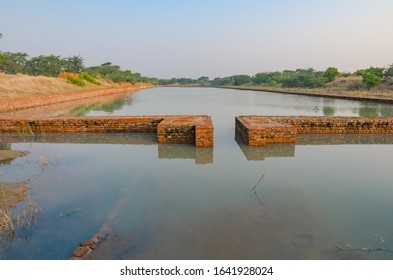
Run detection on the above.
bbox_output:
[1,87,393,259]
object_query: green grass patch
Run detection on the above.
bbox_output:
[80,72,101,85]
[66,75,85,87]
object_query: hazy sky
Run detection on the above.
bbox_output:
[1,0,393,79]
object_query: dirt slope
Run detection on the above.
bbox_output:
[0,73,136,98]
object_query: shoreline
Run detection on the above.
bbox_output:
[0,84,152,113]
[220,85,393,104]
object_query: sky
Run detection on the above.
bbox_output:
[1,0,393,79]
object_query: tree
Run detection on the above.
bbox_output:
[231,75,252,86]
[63,55,84,73]
[0,52,29,74]
[197,76,209,86]
[360,67,384,89]
[323,67,340,82]
[362,71,381,89]
[26,55,64,76]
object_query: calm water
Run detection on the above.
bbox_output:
[1,87,393,259]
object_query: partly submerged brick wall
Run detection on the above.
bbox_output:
[0,115,214,147]
[236,116,393,146]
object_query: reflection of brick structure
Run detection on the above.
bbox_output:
[0,115,214,147]
[236,116,393,146]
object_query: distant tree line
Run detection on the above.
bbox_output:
[85,62,157,84]
[159,65,393,90]
[0,52,157,84]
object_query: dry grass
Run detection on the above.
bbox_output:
[0,200,41,238]
[0,73,134,98]
[0,210,15,236]
[0,181,41,239]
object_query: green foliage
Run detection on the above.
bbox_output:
[279,69,328,88]
[253,72,281,84]
[0,52,29,74]
[63,55,85,73]
[360,67,384,88]
[361,71,381,89]
[269,80,278,86]
[210,75,252,86]
[66,75,85,86]
[26,55,64,77]
[323,67,340,82]
[158,77,199,85]
[231,75,252,86]
[79,72,100,85]
[0,52,156,85]
[85,62,154,84]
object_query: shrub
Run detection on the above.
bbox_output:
[323,67,340,82]
[80,71,100,85]
[66,75,85,86]
[362,71,381,89]
[58,71,79,78]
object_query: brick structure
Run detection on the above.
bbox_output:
[0,115,214,147]
[157,115,214,147]
[236,116,393,146]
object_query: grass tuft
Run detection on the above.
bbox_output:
[0,200,41,239]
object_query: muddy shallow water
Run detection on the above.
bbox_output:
[1,87,393,259]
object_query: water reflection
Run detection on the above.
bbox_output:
[236,134,393,161]
[158,145,213,164]
[0,93,133,118]
[356,103,393,117]
[1,133,213,164]
[68,97,132,116]
[235,136,295,161]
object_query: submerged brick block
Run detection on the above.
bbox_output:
[236,116,393,146]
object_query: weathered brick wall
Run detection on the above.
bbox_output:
[236,116,296,146]
[157,115,213,147]
[0,115,214,147]
[236,116,393,146]
[0,116,164,133]
[269,116,393,134]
